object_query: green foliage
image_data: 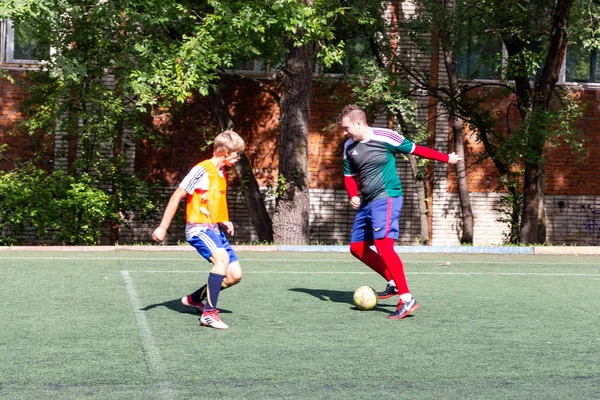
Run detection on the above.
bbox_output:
[54,175,114,245]
[549,92,587,154]
[2,0,386,247]
[570,0,600,50]
[344,58,430,188]
[0,69,15,84]
[0,0,169,244]
[267,173,289,199]
[329,0,426,141]
[110,173,163,228]
[497,90,586,165]
[493,174,523,245]
[0,164,51,244]
[0,164,110,245]
[129,0,350,108]
[0,0,41,19]
[0,163,162,245]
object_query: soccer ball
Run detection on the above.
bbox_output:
[353,286,377,311]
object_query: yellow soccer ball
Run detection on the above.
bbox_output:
[353,286,377,311]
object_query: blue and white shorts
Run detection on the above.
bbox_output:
[186,228,238,263]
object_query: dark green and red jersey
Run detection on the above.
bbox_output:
[343,127,416,204]
[343,127,451,204]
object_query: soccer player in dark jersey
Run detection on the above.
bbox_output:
[338,104,461,319]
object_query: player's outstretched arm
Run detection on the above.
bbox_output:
[152,187,188,242]
[412,145,463,164]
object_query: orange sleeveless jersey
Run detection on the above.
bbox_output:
[185,160,229,224]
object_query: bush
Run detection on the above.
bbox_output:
[0,163,160,245]
[0,163,56,244]
[0,164,113,244]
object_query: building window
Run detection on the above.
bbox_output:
[1,19,49,65]
[319,37,375,75]
[228,57,272,75]
[456,35,504,80]
[565,42,599,83]
[456,36,600,85]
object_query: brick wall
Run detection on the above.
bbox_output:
[0,70,54,171]
[444,87,600,195]
[1,71,30,169]
[2,70,600,246]
[135,77,348,191]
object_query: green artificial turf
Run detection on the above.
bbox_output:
[0,251,598,399]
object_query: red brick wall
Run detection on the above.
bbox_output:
[546,89,600,195]
[1,71,30,169]
[446,86,600,195]
[135,76,348,190]
[0,70,54,170]
[3,71,600,197]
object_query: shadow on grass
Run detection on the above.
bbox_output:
[140,298,231,314]
[288,288,394,312]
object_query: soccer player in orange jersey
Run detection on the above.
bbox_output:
[152,130,245,330]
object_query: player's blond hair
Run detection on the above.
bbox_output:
[337,104,367,124]
[214,130,245,154]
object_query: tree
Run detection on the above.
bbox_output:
[129,0,349,244]
[461,0,584,244]
[390,0,592,244]
[270,29,313,244]
[498,0,575,244]
[401,0,475,244]
[435,0,474,244]
[0,0,165,244]
[3,0,361,244]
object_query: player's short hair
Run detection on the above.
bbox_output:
[214,130,245,154]
[337,104,367,124]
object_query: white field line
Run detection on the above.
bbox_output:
[2,256,600,266]
[123,270,600,277]
[120,271,176,400]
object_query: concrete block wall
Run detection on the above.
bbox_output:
[546,195,600,245]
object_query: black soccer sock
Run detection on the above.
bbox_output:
[205,272,226,310]
[190,285,207,303]
[191,281,230,303]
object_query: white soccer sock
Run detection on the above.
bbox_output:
[400,293,413,302]
[388,279,396,287]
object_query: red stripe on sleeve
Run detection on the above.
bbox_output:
[411,144,450,163]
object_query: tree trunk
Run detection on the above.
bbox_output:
[110,121,122,245]
[517,0,573,244]
[452,116,474,244]
[408,155,429,245]
[537,164,547,244]
[519,162,544,243]
[394,107,430,245]
[519,148,548,244]
[207,87,274,242]
[271,38,312,245]
[232,156,274,242]
[439,26,474,244]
